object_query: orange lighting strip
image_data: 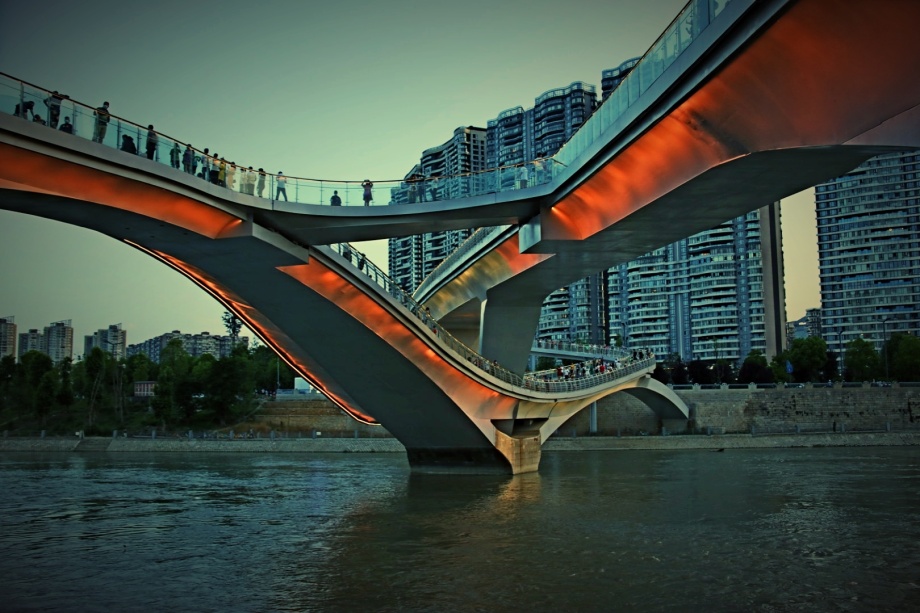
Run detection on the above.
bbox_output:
[278,258,522,421]
[0,142,244,239]
[544,0,920,244]
[123,239,379,425]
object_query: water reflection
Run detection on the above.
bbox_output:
[1,449,919,612]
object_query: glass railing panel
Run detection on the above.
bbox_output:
[3,0,741,211]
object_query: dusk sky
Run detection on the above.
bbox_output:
[0,0,817,351]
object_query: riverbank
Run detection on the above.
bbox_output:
[2,431,919,453]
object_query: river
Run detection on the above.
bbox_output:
[1,447,918,612]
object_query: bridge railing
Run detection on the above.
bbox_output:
[555,0,741,167]
[0,72,562,209]
[523,356,656,393]
[328,241,653,394]
[1,0,744,211]
[531,339,634,361]
[412,225,508,299]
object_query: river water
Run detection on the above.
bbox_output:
[1,447,918,612]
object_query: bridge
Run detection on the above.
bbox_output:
[1,0,919,474]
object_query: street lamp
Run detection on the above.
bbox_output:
[836,328,844,380]
[882,317,891,379]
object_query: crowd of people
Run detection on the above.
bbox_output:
[12,93,288,202]
[12,88,559,209]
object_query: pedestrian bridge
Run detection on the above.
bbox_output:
[1,0,919,473]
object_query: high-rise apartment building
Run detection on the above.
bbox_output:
[43,320,73,364]
[532,82,597,159]
[389,127,487,292]
[601,58,640,100]
[607,204,785,362]
[84,323,127,360]
[817,151,920,355]
[388,61,786,365]
[0,316,16,359]
[18,328,42,359]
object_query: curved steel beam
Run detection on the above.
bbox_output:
[0,130,653,474]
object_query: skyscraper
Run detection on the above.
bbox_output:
[389,127,487,293]
[817,151,920,355]
[388,63,786,366]
[84,323,127,360]
[18,328,42,359]
[0,316,16,359]
[601,58,640,100]
[43,320,73,364]
[607,205,786,362]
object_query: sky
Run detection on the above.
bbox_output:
[0,0,818,353]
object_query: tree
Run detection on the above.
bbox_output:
[250,345,294,392]
[890,334,920,381]
[56,357,75,413]
[0,354,17,414]
[36,371,58,426]
[787,337,828,382]
[687,360,713,384]
[20,350,55,423]
[125,353,156,384]
[154,339,194,424]
[222,311,243,345]
[738,350,774,384]
[843,337,880,382]
[652,353,687,385]
[651,362,670,384]
[83,347,107,427]
[769,351,792,383]
[713,360,734,384]
[203,351,255,424]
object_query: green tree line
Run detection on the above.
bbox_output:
[652,333,920,385]
[0,339,296,435]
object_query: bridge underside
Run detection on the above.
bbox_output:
[2,0,918,475]
[0,131,663,474]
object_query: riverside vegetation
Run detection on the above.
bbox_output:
[2,331,918,437]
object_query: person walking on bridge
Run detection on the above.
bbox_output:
[145,125,158,160]
[257,168,266,197]
[517,163,530,189]
[361,179,373,206]
[92,101,110,143]
[330,190,342,206]
[276,172,288,201]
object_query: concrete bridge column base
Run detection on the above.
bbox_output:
[404,432,541,475]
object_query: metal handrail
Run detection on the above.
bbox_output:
[327,241,654,394]
[412,225,509,299]
[0,0,738,208]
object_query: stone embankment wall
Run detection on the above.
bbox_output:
[253,399,387,437]
[547,384,920,436]
[4,387,918,454]
[198,386,920,437]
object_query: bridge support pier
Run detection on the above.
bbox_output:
[404,431,541,475]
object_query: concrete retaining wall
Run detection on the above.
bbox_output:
[4,387,918,454]
[4,432,918,453]
[558,385,920,436]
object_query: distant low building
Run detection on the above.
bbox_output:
[127,330,249,363]
[134,380,156,397]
